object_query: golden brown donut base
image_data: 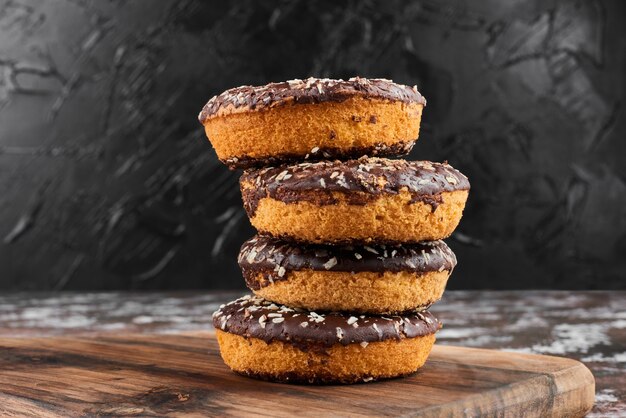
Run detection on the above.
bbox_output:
[249,190,469,244]
[216,330,436,384]
[251,270,450,314]
[203,97,423,167]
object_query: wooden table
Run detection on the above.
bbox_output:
[0,291,623,416]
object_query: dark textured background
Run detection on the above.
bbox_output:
[1,0,624,290]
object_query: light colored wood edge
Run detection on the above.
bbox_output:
[431,345,591,373]
[548,361,595,418]
[420,346,596,418]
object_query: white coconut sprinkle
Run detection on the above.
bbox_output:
[323,257,338,270]
[275,170,289,181]
[336,327,344,340]
[363,246,379,254]
[246,250,258,263]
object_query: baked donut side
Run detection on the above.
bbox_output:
[216,330,436,384]
[204,98,422,168]
[246,189,468,244]
[248,270,448,314]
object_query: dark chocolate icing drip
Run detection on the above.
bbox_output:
[239,235,456,290]
[213,295,440,350]
[240,157,470,216]
[199,77,426,122]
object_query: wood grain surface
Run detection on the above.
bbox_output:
[0,332,595,417]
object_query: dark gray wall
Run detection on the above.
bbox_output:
[1,0,624,290]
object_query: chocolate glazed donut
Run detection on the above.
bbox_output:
[240,157,470,244]
[238,235,457,314]
[199,78,426,169]
[213,295,441,384]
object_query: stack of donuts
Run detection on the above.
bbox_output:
[198,77,470,384]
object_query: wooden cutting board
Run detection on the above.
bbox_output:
[0,333,594,417]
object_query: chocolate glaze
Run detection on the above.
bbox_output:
[239,235,456,291]
[213,295,440,351]
[240,157,470,216]
[235,369,415,385]
[222,141,414,170]
[198,77,426,122]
